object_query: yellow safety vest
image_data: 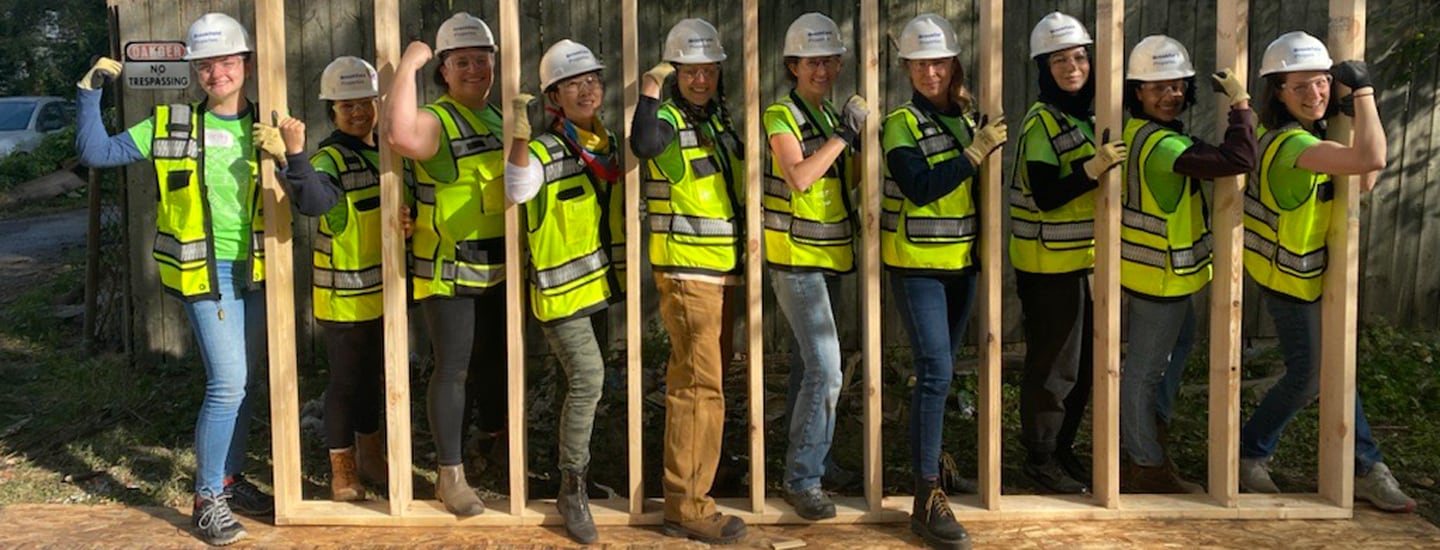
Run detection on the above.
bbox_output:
[1119,117,1213,298]
[880,102,979,272]
[150,102,264,301]
[645,100,745,276]
[1009,102,1099,274]
[411,96,506,300]
[525,131,626,324]
[763,93,854,274]
[1243,123,1332,302]
[311,142,383,322]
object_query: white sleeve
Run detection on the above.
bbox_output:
[504,152,544,204]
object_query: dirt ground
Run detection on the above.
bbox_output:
[0,208,87,306]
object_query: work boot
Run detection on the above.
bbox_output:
[1238,457,1281,494]
[938,451,978,494]
[329,447,365,502]
[192,492,247,546]
[355,431,388,487]
[557,468,598,543]
[910,479,973,550]
[436,464,486,516]
[221,475,274,516]
[783,485,837,520]
[662,512,747,544]
[1122,461,1204,494]
[1355,462,1416,513]
[1023,455,1089,494]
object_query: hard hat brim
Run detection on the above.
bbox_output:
[665,53,728,64]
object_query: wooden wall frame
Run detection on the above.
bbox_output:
[262,0,1364,526]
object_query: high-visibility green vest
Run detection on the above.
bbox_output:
[1009,102,1099,274]
[150,102,264,301]
[310,142,383,322]
[1243,123,1332,302]
[1119,117,1213,297]
[879,102,978,272]
[525,131,626,324]
[645,100,744,276]
[411,96,506,300]
[763,93,854,274]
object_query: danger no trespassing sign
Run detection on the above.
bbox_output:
[123,41,190,90]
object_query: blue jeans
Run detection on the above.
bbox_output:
[892,272,976,480]
[771,269,843,492]
[1240,289,1383,474]
[184,260,267,496]
[1121,294,1195,467]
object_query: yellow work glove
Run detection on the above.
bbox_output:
[1210,68,1250,106]
[1083,129,1127,180]
[510,93,536,141]
[834,95,869,150]
[253,123,288,162]
[78,57,123,90]
[643,62,676,87]
[962,114,1007,166]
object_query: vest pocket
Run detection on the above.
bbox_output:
[166,170,192,192]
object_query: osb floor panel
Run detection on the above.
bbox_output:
[0,504,1437,548]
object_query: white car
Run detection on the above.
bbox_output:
[0,96,76,160]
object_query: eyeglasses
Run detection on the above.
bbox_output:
[194,56,244,75]
[1284,75,1332,95]
[333,100,376,115]
[1048,52,1090,68]
[558,74,604,94]
[446,53,493,73]
[678,65,720,81]
[1141,81,1188,95]
[800,57,842,71]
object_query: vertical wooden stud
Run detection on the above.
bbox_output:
[499,0,528,517]
[621,0,645,518]
[743,0,766,516]
[858,0,883,514]
[1091,0,1125,509]
[977,0,1005,512]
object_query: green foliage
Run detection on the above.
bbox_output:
[1373,11,1440,86]
[0,0,110,97]
[0,127,78,190]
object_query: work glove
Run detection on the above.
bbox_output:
[253,122,288,162]
[1330,60,1373,91]
[1210,68,1250,106]
[78,57,123,91]
[1082,129,1127,180]
[834,95,869,150]
[962,114,1007,166]
[274,111,306,156]
[643,62,676,87]
[510,93,536,141]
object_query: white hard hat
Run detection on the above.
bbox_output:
[1127,35,1196,81]
[1259,31,1333,76]
[1029,12,1093,58]
[436,12,497,55]
[663,18,727,64]
[183,13,252,61]
[319,56,379,101]
[897,13,960,60]
[540,39,604,91]
[783,12,846,58]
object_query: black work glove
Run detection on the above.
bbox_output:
[1330,60,1373,90]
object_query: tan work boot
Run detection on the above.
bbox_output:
[329,447,364,502]
[436,464,485,516]
[661,512,747,544]
[355,431,388,487]
[1122,461,1204,494]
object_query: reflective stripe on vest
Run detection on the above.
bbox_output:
[1119,118,1212,297]
[644,101,744,275]
[1241,123,1332,301]
[411,97,507,299]
[879,103,978,272]
[1008,102,1098,274]
[763,94,853,274]
[311,143,384,322]
[525,132,624,324]
[151,102,264,302]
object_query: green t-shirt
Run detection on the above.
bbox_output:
[1141,132,1194,214]
[1265,130,1323,210]
[764,94,836,139]
[127,110,255,261]
[311,146,382,235]
[882,107,973,154]
[415,100,502,183]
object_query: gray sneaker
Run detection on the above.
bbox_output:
[1238,457,1280,494]
[1355,462,1416,513]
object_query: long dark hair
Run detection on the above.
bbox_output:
[1257,73,1338,130]
[1123,77,1197,119]
[1034,49,1095,118]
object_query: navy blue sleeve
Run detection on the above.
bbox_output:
[630,95,677,160]
[1027,159,1099,212]
[282,152,343,216]
[74,87,144,168]
[884,145,976,207]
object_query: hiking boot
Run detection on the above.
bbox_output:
[783,485,837,520]
[355,431,388,487]
[222,475,274,516]
[910,479,973,550]
[1122,461,1204,494]
[557,468,598,543]
[1054,448,1091,485]
[436,463,486,516]
[1355,462,1416,513]
[938,451,978,494]
[661,512,747,544]
[192,493,247,546]
[1238,457,1281,494]
[329,447,364,502]
[1023,457,1089,494]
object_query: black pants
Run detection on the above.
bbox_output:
[322,318,385,450]
[1016,270,1093,458]
[421,290,509,466]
